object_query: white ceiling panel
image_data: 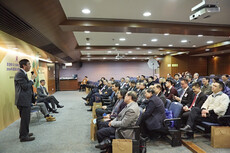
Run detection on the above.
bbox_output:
[60,0,230,25]
[74,32,229,47]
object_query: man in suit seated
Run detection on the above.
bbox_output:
[174,78,194,106]
[222,74,230,88]
[164,79,178,102]
[181,82,207,126]
[147,76,155,87]
[186,74,193,88]
[181,81,229,134]
[95,91,140,149]
[37,80,64,113]
[137,82,146,106]
[151,84,167,107]
[174,73,181,90]
[95,82,120,116]
[128,80,137,91]
[87,81,113,111]
[140,88,166,139]
[201,77,212,96]
[97,89,128,130]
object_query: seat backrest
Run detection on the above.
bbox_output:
[165,99,171,109]
[224,102,230,115]
[168,102,183,118]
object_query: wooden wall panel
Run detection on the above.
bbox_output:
[160,55,208,77]
[159,55,171,78]
[208,54,230,75]
[47,63,56,94]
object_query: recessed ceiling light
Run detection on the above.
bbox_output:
[84,31,90,33]
[132,57,136,59]
[143,12,151,17]
[86,43,90,45]
[192,45,196,47]
[126,32,132,34]
[103,57,106,59]
[82,8,91,14]
[164,33,169,36]
[142,44,147,46]
[128,51,132,53]
[107,51,112,53]
[151,39,158,42]
[13,47,18,50]
[115,43,119,46]
[166,51,171,54]
[119,38,126,41]
[181,40,188,43]
[207,40,214,44]
[198,34,203,37]
[159,48,164,50]
[136,47,140,50]
[148,51,152,54]
[205,48,210,51]
[168,44,173,47]
[160,53,163,55]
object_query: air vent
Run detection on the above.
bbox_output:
[40,43,63,55]
[62,56,73,61]
[0,3,65,57]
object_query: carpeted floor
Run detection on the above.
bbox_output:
[0,91,194,153]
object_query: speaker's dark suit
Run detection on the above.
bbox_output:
[14,69,34,139]
[181,92,207,125]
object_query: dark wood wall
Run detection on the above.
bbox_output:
[208,53,230,75]
[160,55,208,77]
[47,63,56,94]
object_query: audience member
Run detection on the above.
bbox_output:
[128,80,137,91]
[95,91,140,149]
[186,74,193,88]
[181,81,229,134]
[140,88,166,139]
[181,82,207,125]
[174,78,193,106]
[79,76,88,91]
[164,79,178,102]
[201,77,212,95]
[174,73,181,90]
[151,84,167,106]
[137,82,146,105]
[222,74,230,88]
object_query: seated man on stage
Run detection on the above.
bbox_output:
[181,81,229,135]
[37,80,64,113]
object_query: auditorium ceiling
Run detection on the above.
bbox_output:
[0,0,230,62]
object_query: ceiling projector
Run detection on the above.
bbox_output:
[190,0,220,21]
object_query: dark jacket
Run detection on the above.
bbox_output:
[157,92,167,106]
[142,95,166,131]
[165,86,178,101]
[14,69,34,106]
[186,92,207,109]
[101,87,113,98]
[37,85,49,102]
[181,88,194,106]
